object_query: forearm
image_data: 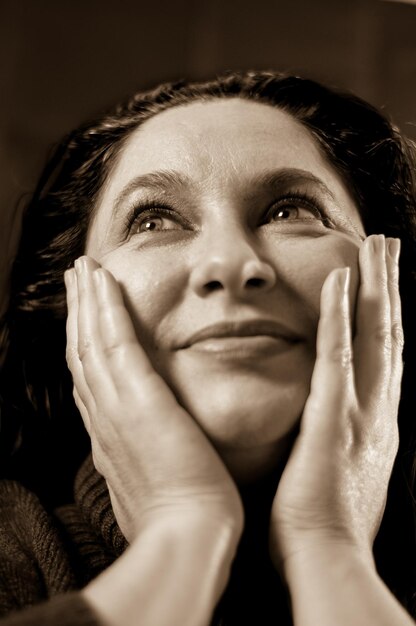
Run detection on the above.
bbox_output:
[82,513,239,626]
[284,545,414,626]
[0,594,98,626]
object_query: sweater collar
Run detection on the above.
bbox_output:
[73,454,128,557]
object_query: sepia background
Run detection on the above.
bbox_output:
[1,0,416,318]
[1,0,415,502]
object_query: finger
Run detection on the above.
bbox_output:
[72,386,92,435]
[75,256,101,361]
[75,256,115,402]
[92,268,179,411]
[303,266,354,433]
[386,238,404,393]
[65,268,95,414]
[354,235,391,400]
[92,266,220,475]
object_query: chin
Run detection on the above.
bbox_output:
[151,348,312,482]
[174,380,308,483]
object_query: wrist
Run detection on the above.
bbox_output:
[136,502,243,545]
[137,507,243,556]
[84,512,241,626]
[282,539,375,589]
[276,541,414,626]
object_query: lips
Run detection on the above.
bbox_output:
[176,319,302,350]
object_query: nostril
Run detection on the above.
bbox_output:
[246,277,266,289]
[204,280,223,292]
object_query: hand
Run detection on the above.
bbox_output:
[65,256,243,543]
[269,235,403,574]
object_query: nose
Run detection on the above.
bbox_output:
[189,229,276,298]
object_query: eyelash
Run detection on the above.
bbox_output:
[263,192,335,228]
[124,192,335,235]
[124,202,189,233]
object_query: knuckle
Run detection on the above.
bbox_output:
[65,345,78,369]
[375,274,388,289]
[78,337,94,361]
[102,339,137,363]
[66,335,77,354]
[102,342,124,360]
[323,345,353,368]
[370,325,391,348]
[365,275,387,294]
[387,274,398,293]
[391,322,404,351]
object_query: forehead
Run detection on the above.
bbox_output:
[110,98,335,182]
[94,98,361,229]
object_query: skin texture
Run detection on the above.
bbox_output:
[85,98,366,482]
[64,97,410,625]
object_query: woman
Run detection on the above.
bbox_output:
[0,70,415,625]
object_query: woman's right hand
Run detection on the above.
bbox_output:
[65,256,243,544]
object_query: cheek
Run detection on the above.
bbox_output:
[93,232,361,356]
[95,248,187,346]
[277,234,360,327]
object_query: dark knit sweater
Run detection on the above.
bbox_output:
[0,455,128,625]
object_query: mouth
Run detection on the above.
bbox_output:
[176,320,302,357]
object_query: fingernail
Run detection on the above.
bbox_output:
[74,256,87,274]
[387,237,401,263]
[340,266,350,296]
[369,233,385,253]
[334,266,350,299]
[64,268,75,288]
[92,269,105,289]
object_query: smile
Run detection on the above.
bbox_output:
[177,320,302,357]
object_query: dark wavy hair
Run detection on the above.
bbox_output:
[1,70,416,621]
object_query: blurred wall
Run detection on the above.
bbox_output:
[1,0,416,317]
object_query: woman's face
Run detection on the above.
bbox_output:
[86,99,365,481]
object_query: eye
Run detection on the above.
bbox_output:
[269,196,322,222]
[136,213,181,233]
[262,193,334,229]
[126,204,188,235]
[271,205,316,221]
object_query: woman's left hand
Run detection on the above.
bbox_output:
[269,234,404,575]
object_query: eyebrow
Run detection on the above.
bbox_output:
[113,170,191,216]
[113,167,336,210]
[243,168,337,201]
[243,169,363,238]
[111,167,363,238]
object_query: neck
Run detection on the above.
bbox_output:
[214,476,293,626]
[219,428,295,486]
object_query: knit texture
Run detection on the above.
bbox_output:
[0,455,127,624]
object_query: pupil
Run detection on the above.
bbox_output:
[145,220,157,231]
[278,208,292,219]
